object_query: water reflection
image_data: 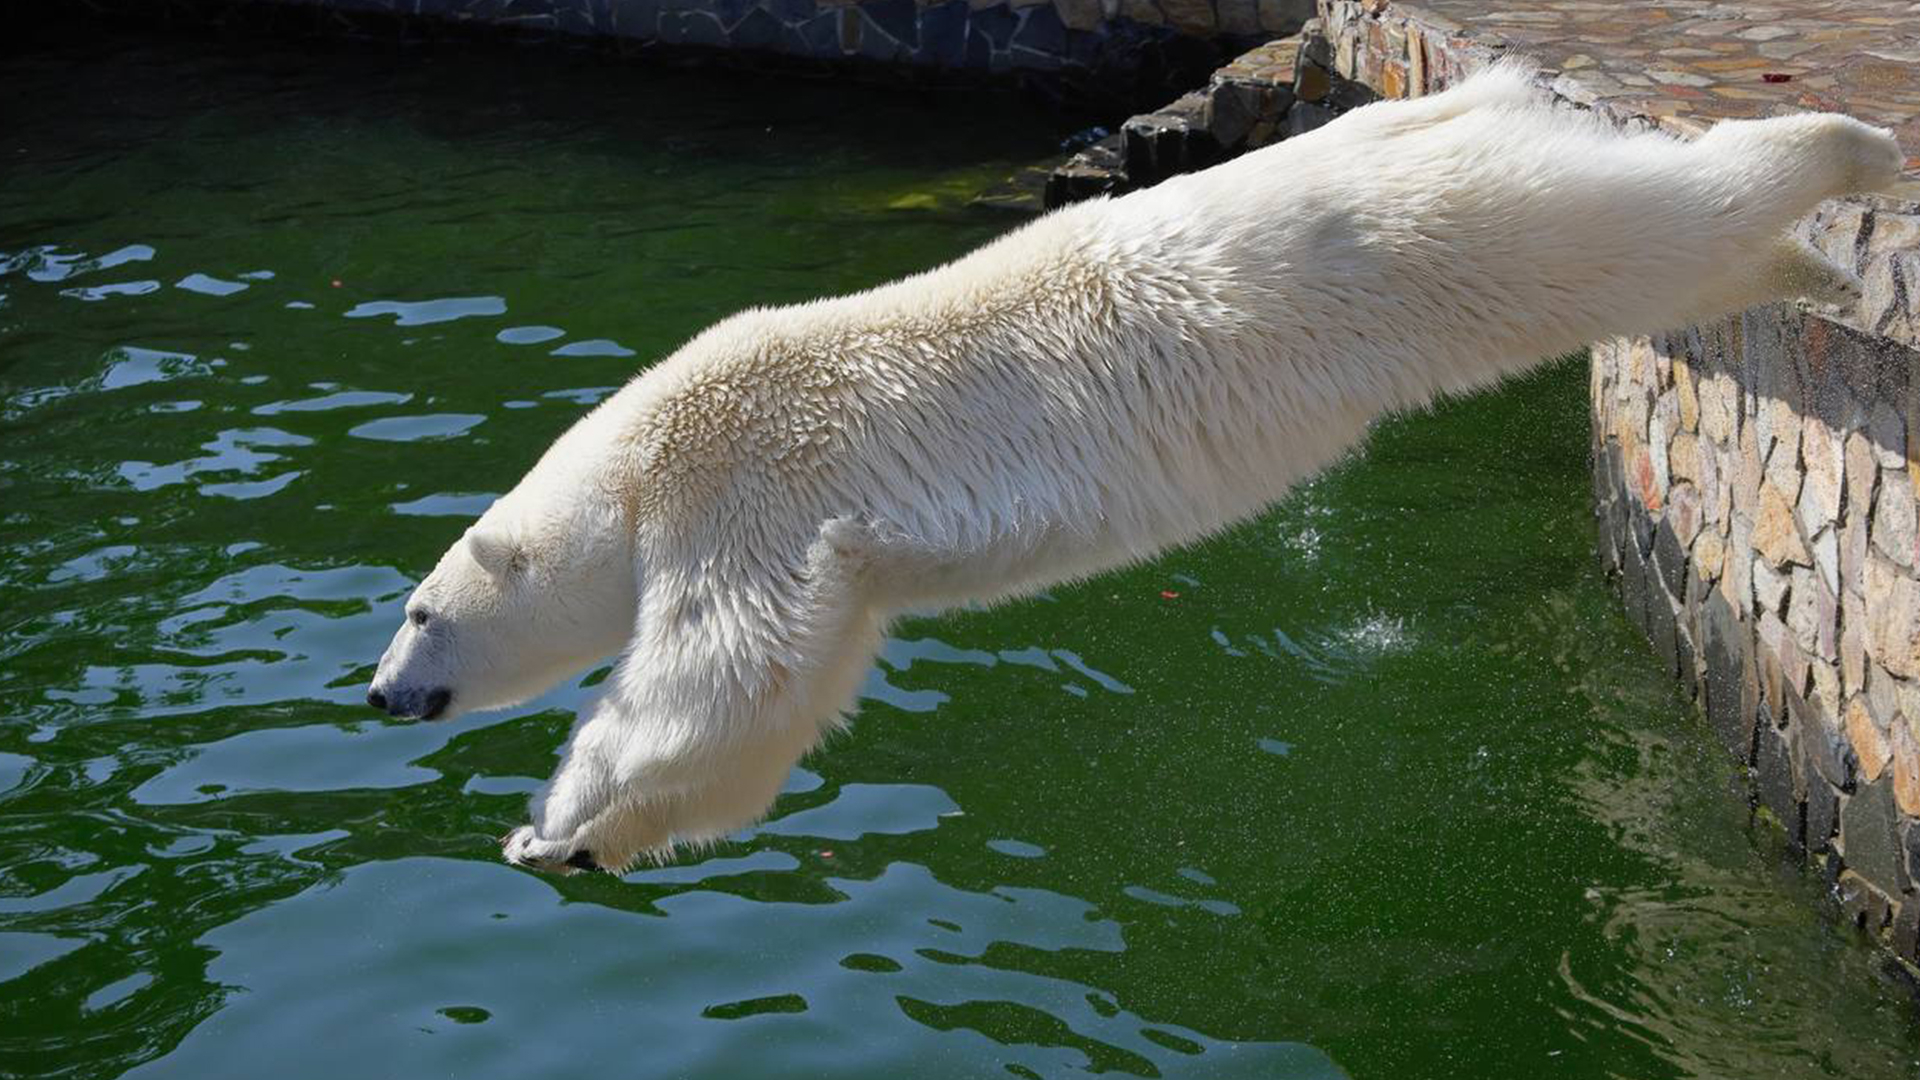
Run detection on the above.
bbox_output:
[342,296,507,327]
[346,413,486,442]
[495,325,565,346]
[173,273,248,297]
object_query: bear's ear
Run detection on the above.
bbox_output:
[465,523,522,578]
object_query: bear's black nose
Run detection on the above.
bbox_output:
[366,688,388,712]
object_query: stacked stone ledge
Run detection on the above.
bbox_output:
[1591,288,1920,954]
[1043,25,1375,207]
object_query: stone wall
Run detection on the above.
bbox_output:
[1590,305,1920,946]
[1313,0,1920,965]
[55,0,1314,100]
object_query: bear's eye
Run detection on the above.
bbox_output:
[410,609,430,628]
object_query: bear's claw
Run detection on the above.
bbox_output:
[501,824,593,875]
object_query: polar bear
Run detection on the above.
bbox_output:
[366,63,1903,874]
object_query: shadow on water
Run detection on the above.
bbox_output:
[3,29,1920,1080]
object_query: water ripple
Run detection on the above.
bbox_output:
[343,296,506,327]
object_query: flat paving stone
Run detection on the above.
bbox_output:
[1328,0,1918,203]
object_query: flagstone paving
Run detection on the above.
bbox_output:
[1321,0,1918,201]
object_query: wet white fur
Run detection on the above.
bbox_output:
[365,63,1903,873]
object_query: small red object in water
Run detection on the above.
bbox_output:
[1761,72,1792,83]
[330,279,343,287]
[1160,590,1180,599]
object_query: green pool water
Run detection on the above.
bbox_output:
[4,30,1919,1080]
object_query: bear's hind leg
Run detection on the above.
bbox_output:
[1696,111,1902,225]
[1764,233,1864,309]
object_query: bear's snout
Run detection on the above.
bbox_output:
[365,684,452,721]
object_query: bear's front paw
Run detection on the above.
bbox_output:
[500,825,601,875]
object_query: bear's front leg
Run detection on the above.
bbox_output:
[498,517,890,875]
[499,709,651,874]
[498,701,841,875]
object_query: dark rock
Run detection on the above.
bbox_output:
[1208,79,1292,149]
[1742,654,1763,762]
[767,0,813,23]
[1631,505,1656,559]
[1755,723,1805,854]
[1295,57,1333,102]
[1868,886,1895,936]
[1124,97,1221,184]
[1046,134,1128,208]
[917,0,968,67]
[861,0,918,49]
[710,0,753,27]
[684,11,730,45]
[1652,518,1687,603]
[482,0,557,19]
[1594,504,1621,577]
[1065,27,1106,68]
[1893,899,1920,962]
[1807,327,1864,435]
[1156,35,1227,97]
[1674,612,1699,703]
[1300,18,1331,67]
[1808,779,1841,854]
[1608,482,1632,552]
[1864,322,1916,406]
[1325,73,1378,112]
[1822,848,1845,891]
[1843,779,1906,898]
[972,3,1016,50]
[1903,819,1920,892]
[1011,3,1065,56]
[1702,590,1755,763]
[1838,870,1874,929]
[1593,455,1624,577]
[840,6,860,52]
[1645,577,1680,678]
[730,6,782,47]
[964,23,993,69]
[1791,694,1857,793]
[1287,100,1333,136]
[672,10,728,45]
[1009,44,1064,71]
[1046,165,1122,206]
[858,11,909,62]
[556,0,600,35]
[795,10,838,52]
[1618,523,1653,639]
[1122,112,1187,185]
[611,0,660,35]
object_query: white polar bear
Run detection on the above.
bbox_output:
[366,63,1904,874]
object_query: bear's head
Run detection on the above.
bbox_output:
[366,494,637,721]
